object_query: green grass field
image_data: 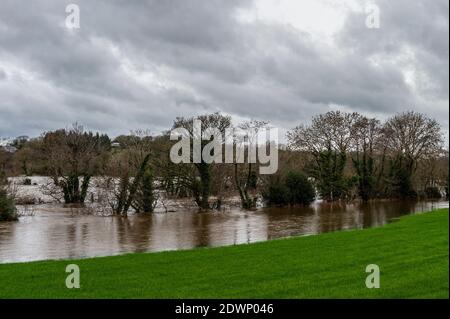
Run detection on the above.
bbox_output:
[0,209,448,299]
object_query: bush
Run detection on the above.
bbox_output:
[263,181,289,206]
[0,171,17,221]
[424,187,442,199]
[285,171,316,205]
[0,188,17,222]
[263,171,315,206]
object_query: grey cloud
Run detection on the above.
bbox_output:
[339,0,449,103]
[0,0,448,140]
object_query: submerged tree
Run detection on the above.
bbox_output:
[288,111,359,201]
[234,120,268,209]
[284,171,315,205]
[132,166,157,214]
[106,131,157,216]
[350,116,381,202]
[171,112,232,210]
[41,123,110,204]
[0,171,17,222]
[262,170,315,206]
[113,153,152,215]
[383,111,442,199]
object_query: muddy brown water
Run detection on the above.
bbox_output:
[0,200,448,263]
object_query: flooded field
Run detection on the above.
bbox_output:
[0,199,447,263]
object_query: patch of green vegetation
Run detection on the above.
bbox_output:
[263,170,315,206]
[0,177,17,222]
[0,209,448,299]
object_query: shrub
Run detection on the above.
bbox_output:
[0,189,17,222]
[424,187,442,199]
[285,171,316,205]
[134,168,157,213]
[263,181,289,206]
[263,171,316,206]
[0,172,17,221]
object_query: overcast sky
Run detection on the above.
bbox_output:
[0,0,448,143]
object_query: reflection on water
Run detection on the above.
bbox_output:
[0,200,448,263]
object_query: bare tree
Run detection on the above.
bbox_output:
[234,120,268,209]
[288,111,359,155]
[40,123,110,204]
[383,111,443,198]
[350,115,382,201]
[172,112,232,210]
[288,111,359,201]
[383,111,442,163]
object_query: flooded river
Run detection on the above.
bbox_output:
[0,200,448,263]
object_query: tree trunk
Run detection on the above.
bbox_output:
[198,163,211,210]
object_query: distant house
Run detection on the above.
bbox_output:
[2,145,18,153]
[111,142,121,148]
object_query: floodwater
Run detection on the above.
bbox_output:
[0,200,448,263]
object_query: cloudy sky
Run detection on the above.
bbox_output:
[0,0,448,143]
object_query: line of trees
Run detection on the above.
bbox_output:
[288,111,446,201]
[0,110,447,218]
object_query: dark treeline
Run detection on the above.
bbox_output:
[0,111,448,220]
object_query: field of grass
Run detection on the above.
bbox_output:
[0,209,448,299]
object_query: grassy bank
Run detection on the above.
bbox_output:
[0,209,448,299]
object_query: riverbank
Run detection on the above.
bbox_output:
[0,209,448,298]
